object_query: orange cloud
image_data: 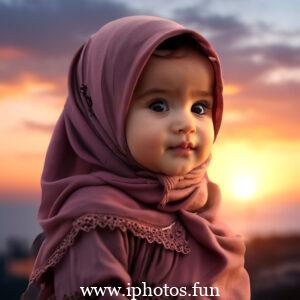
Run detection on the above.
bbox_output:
[0,73,57,102]
[223,84,241,95]
[0,47,28,60]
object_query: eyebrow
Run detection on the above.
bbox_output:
[136,87,213,99]
[190,89,213,97]
[135,88,169,99]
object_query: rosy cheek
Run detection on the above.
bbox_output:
[142,134,161,150]
[196,126,214,151]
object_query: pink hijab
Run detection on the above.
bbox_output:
[25,15,248,299]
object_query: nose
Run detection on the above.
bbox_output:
[171,110,196,135]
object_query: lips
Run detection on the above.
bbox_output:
[170,141,195,150]
[169,142,195,157]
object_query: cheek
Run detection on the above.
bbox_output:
[125,113,164,158]
[197,121,214,152]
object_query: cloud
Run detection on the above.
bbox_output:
[0,0,140,96]
[0,72,64,102]
[234,43,300,68]
[22,120,54,133]
[173,7,300,79]
[173,6,252,47]
[222,90,300,140]
[0,0,136,58]
[2,0,299,87]
[262,67,300,84]
[1,0,299,140]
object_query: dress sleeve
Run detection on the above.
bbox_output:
[53,227,131,299]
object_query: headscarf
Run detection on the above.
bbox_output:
[24,15,249,299]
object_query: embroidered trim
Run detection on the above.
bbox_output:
[29,213,191,285]
[79,83,95,118]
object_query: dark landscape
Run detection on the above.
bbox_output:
[1,234,300,299]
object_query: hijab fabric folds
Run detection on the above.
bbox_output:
[24,15,250,299]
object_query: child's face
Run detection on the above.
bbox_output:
[126,47,214,176]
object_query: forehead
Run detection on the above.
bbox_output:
[133,49,214,96]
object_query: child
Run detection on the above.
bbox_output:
[22,15,250,299]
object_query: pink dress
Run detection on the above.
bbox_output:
[49,213,250,299]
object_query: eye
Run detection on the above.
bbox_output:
[148,99,168,112]
[192,102,207,115]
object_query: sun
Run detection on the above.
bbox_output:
[230,174,257,201]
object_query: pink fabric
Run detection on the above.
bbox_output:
[22,15,250,299]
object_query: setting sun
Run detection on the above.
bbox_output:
[230,174,257,201]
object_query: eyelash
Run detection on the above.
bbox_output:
[148,99,210,115]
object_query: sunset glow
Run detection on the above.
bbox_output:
[0,47,27,60]
[230,173,257,201]
[0,5,300,300]
[0,2,299,210]
[0,76,299,203]
[0,73,57,102]
[223,84,242,95]
[209,139,300,204]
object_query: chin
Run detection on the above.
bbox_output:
[164,166,192,177]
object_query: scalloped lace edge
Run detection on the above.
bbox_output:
[29,213,191,285]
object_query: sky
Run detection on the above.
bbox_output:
[0,0,299,216]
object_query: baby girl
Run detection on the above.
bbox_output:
[22,15,250,300]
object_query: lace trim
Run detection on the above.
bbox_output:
[29,213,191,286]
